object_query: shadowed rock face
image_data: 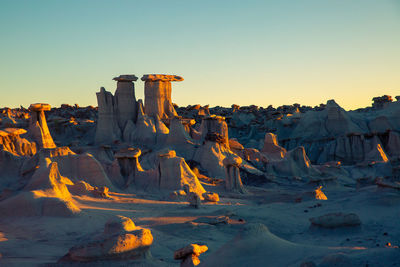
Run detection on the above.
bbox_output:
[113,75,138,128]
[142,74,183,120]
[95,75,138,144]
[28,103,56,149]
[223,154,246,194]
[200,115,229,148]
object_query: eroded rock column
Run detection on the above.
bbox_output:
[95,87,120,144]
[223,154,246,194]
[113,75,138,128]
[115,147,142,187]
[141,74,183,121]
[28,103,56,148]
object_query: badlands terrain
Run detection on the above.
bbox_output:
[0,74,399,266]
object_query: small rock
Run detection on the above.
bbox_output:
[202,192,219,202]
[187,192,201,209]
[174,244,208,267]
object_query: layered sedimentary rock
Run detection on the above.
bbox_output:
[0,128,36,156]
[141,74,183,120]
[261,132,286,160]
[0,158,80,217]
[166,116,197,159]
[113,75,138,128]
[95,75,138,144]
[22,146,114,188]
[157,150,205,197]
[28,103,56,148]
[95,87,120,144]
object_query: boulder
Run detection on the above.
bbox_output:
[174,244,208,267]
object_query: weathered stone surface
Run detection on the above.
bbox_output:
[95,87,121,144]
[200,115,229,148]
[202,192,219,202]
[113,74,138,82]
[114,75,138,128]
[28,103,56,149]
[60,216,153,262]
[223,154,246,194]
[141,74,183,82]
[174,243,208,267]
[115,148,143,187]
[142,74,182,120]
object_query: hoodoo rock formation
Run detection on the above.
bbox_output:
[2,75,400,266]
[141,74,183,121]
[95,75,139,144]
[28,103,56,148]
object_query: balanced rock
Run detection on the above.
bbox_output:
[223,154,246,194]
[28,103,56,148]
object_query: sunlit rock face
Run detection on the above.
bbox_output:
[0,128,36,156]
[59,215,153,262]
[142,74,183,121]
[28,103,56,149]
[157,150,206,197]
[0,158,80,217]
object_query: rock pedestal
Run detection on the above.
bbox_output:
[113,75,138,128]
[28,103,56,148]
[141,74,183,120]
[95,75,138,144]
[115,147,142,187]
[223,154,246,194]
[95,87,120,144]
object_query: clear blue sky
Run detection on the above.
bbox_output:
[1,0,399,110]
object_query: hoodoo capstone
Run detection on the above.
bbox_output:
[142,74,183,121]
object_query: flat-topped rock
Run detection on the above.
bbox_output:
[141,74,183,82]
[29,103,51,112]
[112,75,138,82]
[2,128,27,136]
[115,148,141,159]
